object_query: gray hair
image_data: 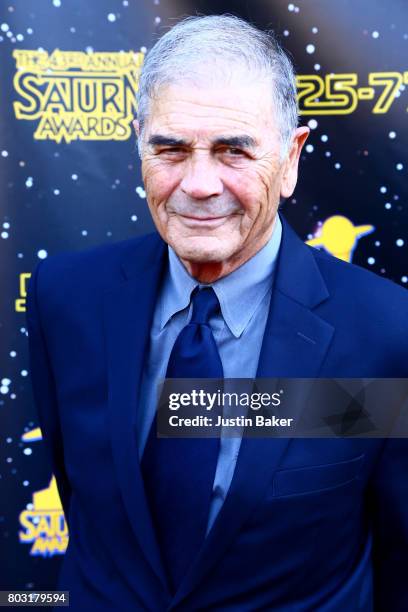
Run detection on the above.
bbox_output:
[136,14,299,158]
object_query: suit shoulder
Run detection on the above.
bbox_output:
[31,232,162,304]
[35,232,158,281]
[310,245,408,332]
[311,246,408,301]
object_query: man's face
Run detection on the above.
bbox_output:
[136,75,308,279]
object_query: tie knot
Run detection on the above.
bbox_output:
[190,287,220,325]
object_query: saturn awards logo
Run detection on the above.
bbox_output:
[18,428,68,557]
[19,475,68,557]
[12,48,144,143]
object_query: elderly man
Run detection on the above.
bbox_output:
[27,15,408,612]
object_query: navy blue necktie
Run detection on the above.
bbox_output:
[141,287,223,592]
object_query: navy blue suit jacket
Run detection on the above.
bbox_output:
[26,215,408,611]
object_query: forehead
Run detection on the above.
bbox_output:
[145,78,279,142]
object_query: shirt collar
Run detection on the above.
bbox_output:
[159,214,282,338]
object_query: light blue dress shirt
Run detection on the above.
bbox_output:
[137,215,282,533]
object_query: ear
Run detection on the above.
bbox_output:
[280,126,310,198]
[132,119,140,137]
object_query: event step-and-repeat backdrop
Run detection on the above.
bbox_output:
[0,0,407,590]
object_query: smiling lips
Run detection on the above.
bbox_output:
[178,214,231,228]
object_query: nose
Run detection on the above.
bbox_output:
[179,154,223,200]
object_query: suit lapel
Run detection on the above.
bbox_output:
[171,215,335,607]
[103,232,169,590]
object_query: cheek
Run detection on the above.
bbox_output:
[142,161,181,210]
[224,167,274,222]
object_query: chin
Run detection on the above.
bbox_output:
[173,236,235,263]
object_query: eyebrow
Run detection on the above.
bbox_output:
[148,135,187,147]
[147,134,257,149]
[213,135,257,149]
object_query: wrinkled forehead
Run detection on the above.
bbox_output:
[144,73,280,143]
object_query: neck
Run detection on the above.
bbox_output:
[180,220,277,283]
[182,260,231,284]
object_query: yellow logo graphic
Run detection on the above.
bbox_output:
[13,49,144,143]
[19,476,68,557]
[297,71,408,115]
[21,427,42,442]
[19,428,68,557]
[15,272,31,312]
[307,215,374,262]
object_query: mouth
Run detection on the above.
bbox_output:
[178,214,231,228]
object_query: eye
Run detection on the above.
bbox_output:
[155,147,187,160]
[218,146,249,159]
[158,147,185,154]
[224,147,245,156]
